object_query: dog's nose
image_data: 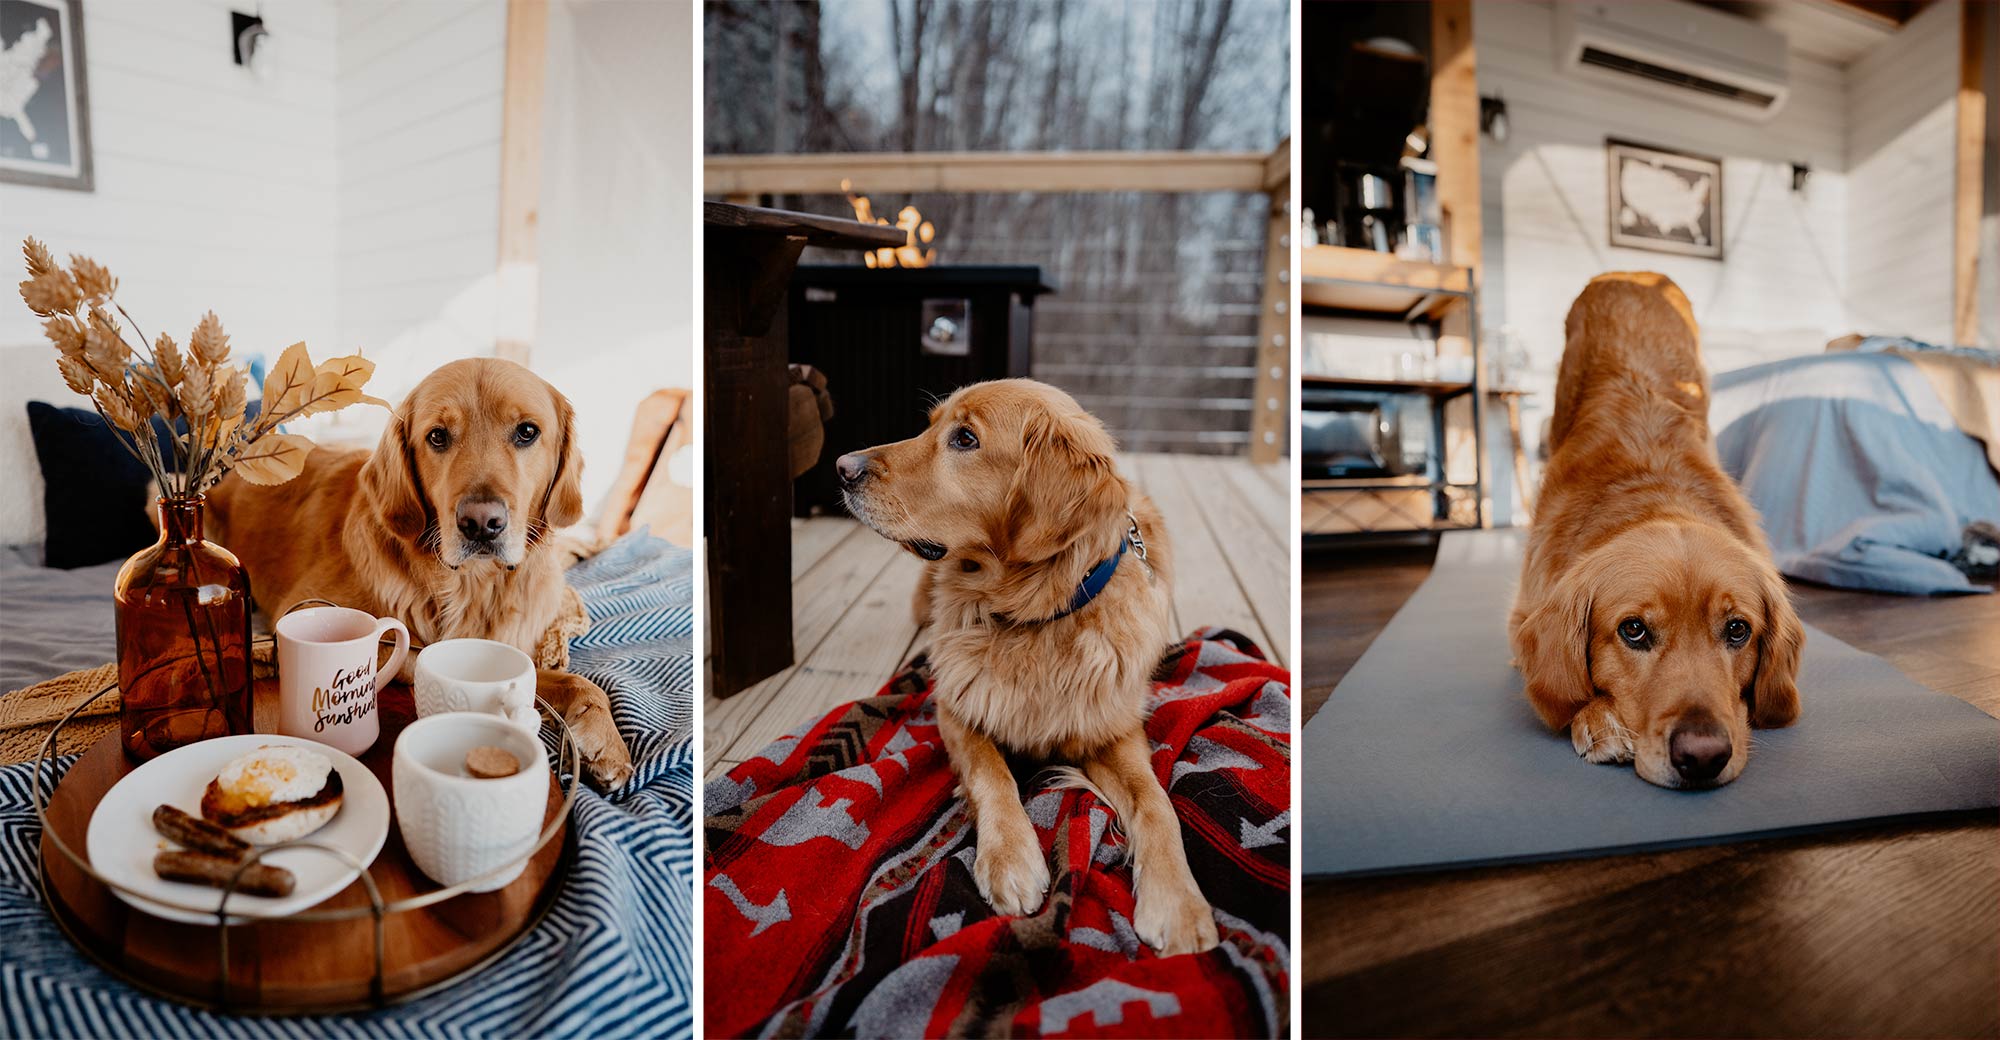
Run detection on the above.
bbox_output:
[456,499,508,544]
[834,452,868,488]
[1668,714,1732,783]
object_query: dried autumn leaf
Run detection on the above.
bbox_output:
[68,256,116,301]
[294,353,383,417]
[189,311,230,365]
[22,237,55,278]
[154,333,184,386]
[19,271,79,316]
[261,341,313,420]
[231,432,313,486]
[214,406,246,445]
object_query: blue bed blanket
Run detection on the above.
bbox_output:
[1710,352,2000,595]
[0,531,693,1039]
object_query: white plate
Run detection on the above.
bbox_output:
[85,734,390,924]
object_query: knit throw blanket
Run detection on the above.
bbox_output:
[704,628,1291,1038]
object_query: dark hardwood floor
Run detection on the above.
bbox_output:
[1302,543,2000,1039]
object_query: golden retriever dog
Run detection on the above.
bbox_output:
[208,358,632,787]
[1511,273,1803,789]
[834,379,1218,955]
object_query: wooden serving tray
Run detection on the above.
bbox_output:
[39,679,571,1013]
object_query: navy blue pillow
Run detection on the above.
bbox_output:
[25,400,264,570]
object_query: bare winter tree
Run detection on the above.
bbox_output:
[705,0,1288,454]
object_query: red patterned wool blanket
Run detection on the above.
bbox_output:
[703,628,1291,1038]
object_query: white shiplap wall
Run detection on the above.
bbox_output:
[1845,0,1961,345]
[1469,0,1965,524]
[0,0,340,362]
[1477,1,1854,380]
[330,0,505,416]
[0,0,340,544]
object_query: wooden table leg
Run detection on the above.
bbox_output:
[1505,393,1532,521]
[705,230,806,698]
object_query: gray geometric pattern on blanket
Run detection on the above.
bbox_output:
[0,530,694,1040]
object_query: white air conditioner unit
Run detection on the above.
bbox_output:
[1554,0,1790,122]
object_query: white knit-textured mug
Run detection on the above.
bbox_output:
[274,605,410,756]
[393,711,549,891]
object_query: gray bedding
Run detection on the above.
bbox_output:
[1301,529,2000,877]
[1710,352,2000,594]
[0,545,122,693]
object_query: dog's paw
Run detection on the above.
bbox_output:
[1134,876,1219,956]
[566,699,635,790]
[1571,699,1634,764]
[973,835,1050,917]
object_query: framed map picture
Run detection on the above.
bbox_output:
[1606,139,1720,260]
[0,0,93,191]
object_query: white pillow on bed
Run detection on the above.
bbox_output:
[0,343,74,548]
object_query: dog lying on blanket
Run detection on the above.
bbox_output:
[209,358,632,787]
[833,379,1219,955]
[1511,273,1803,789]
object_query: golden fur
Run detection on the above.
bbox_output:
[1511,273,1803,789]
[838,379,1217,954]
[208,358,632,787]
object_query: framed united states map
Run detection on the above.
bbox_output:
[0,0,93,191]
[1606,139,1721,260]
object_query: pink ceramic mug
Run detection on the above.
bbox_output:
[274,605,411,755]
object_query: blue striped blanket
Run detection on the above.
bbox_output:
[0,532,693,1039]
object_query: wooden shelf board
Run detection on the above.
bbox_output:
[1304,475,1431,489]
[1300,245,1473,317]
[1302,374,1474,397]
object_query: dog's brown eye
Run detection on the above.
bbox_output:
[515,422,540,446]
[426,427,449,450]
[948,426,978,451]
[1618,618,1649,646]
[1725,618,1751,645]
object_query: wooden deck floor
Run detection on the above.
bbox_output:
[704,452,1292,778]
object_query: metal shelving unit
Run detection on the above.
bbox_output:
[1302,246,1485,539]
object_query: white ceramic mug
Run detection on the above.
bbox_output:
[414,639,539,733]
[274,606,411,756]
[393,712,549,891]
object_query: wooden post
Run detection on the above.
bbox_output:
[1953,0,1988,345]
[704,228,806,697]
[1431,0,1485,522]
[496,0,548,365]
[1430,0,1481,276]
[1250,138,1291,464]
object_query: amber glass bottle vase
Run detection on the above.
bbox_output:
[113,496,254,761]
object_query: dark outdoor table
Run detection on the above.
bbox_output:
[704,202,905,698]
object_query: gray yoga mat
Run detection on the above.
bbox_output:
[1303,529,2000,877]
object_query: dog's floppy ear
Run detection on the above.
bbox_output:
[359,401,428,540]
[1513,580,1595,731]
[1748,571,1804,728]
[538,387,586,530]
[999,407,1126,563]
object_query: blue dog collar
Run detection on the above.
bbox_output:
[1041,512,1149,623]
[1049,536,1128,622]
